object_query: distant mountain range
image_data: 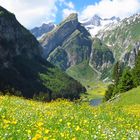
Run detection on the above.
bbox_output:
[30,22,55,39]
[80,15,120,37]
[30,13,140,83]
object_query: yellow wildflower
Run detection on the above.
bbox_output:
[45,129,50,134]
[75,126,80,131]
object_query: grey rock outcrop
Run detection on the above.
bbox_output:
[40,13,92,70]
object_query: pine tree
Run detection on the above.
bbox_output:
[133,51,140,86]
[118,69,134,93]
[104,84,114,101]
[112,61,122,85]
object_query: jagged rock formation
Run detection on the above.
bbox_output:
[89,38,115,72]
[40,13,93,70]
[96,13,140,68]
[80,15,120,37]
[37,13,140,81]
[0,6,85,100]
[38,14,116,81]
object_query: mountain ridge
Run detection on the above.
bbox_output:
[0,6,85,100]
[31,13,140,82]
[80,15,120,37]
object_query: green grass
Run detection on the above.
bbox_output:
[66,61,108,101]
[115,86,140,106]
[93,38,109,52]
[81,82,108,101]
[66,61,98,85]
[0,87,140,139]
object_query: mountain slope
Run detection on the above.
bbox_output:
[40,13,92,71]
[66,61,98,84]
[39,14,116,82]
[96,14,140,68]
[80,15,120,37]
[0,6,85,100]
[35,13,140,83]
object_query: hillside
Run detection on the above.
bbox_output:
[66,61,98,85]
[39,14,116,82]
[80,15,120,37]
[0,87,139,139]
[97,13,140,68]
[38,13,140,82]
[0,6,85,100]
[40,13,92,71]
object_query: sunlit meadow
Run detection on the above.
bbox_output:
[0,87,140,140]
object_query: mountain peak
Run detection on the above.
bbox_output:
[67,13,78,20]
[92,14,102,20]
[0,6,15,20]
[81,14,120,37]
[62,13,78,24]
[110,16,120,21]
[0,6,9,13]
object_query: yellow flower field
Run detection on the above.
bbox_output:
[0,92,140,140]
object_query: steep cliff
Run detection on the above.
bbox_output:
[97,14,140,66]
[40,13,92,70]
[89,38,115,72]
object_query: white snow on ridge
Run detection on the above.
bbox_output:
[80,15,120,37]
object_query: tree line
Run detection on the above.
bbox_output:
[104,52,140,101]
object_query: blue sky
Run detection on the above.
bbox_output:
[55,0,101,23]
[0,0,140,28]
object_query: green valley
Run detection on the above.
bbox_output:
[0,2,140,140]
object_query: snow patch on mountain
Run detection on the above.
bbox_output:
[80,15,120,37]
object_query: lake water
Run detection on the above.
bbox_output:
[90,98,102,106]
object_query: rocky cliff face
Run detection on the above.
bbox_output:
[37,13,140,81]
[89,38,115,72]
[96,14,140,63]
[80,15,120,37]
[0,6,85,100]
[40,14,80,57]
[30,22,55,39]
[0,6,40,67]
[40,13,92,70]
[121,42,140,68]
[38,14,118,81]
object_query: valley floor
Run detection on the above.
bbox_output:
[80,81,107,102]
[0,87,140,139]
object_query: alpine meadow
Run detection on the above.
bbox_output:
[0,0,140,139]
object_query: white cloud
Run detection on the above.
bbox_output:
[62,8,77,19]
[62,1,76,19]
[65,1,75,9]
[80,0,140,20]
[0,0,58,28]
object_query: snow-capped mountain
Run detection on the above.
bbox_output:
[80,15,120,37]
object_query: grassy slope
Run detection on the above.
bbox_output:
[115,86,140,105]
[66,61,98,85]
[0,87,140,139]
[66,61,107,100]
[81,82,107,101]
